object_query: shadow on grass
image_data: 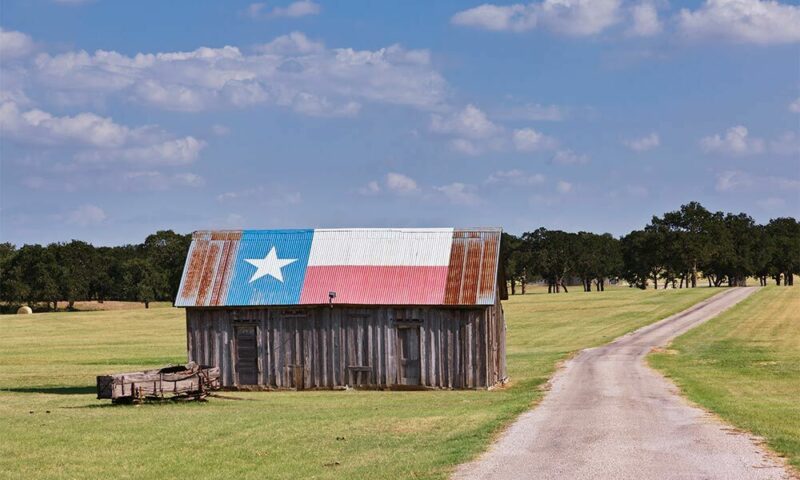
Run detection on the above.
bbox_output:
[3,386,96,395]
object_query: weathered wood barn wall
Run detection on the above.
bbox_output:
[186,301,505,389]
[177,228,507,390]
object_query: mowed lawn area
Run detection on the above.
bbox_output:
[651,287,800,472]
[0,287,718,480]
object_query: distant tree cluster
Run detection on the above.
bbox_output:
[502,202,799,293]
[0,202,797,311]
[0,230,190,311]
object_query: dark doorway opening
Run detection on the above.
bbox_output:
[397,326,421,385]
[234,325,259,385]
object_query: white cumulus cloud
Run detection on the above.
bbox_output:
[678,0,800,45]
[513,128,557,152]
[385,172,419,194]
[0,100,205,166]
[430,104,500,139]
[29,32,446,116]
[628,2,662,36]
[452,0,622,36]
[700,125,765,155]
[0,28,34,60]
[431,104,564,155]
[430,104,508,154]
[255,31,325,55]
[451,4,539,32]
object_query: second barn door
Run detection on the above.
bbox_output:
[397,326,421,385]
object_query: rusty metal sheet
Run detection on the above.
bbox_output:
[443,229,500,305]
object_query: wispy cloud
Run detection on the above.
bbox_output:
[65,204,107,226]
[624,132,660,152]
[715,170,800,192]
[497,102,569,122]
[556,180,574,193]
[486,169,546,186]
[434,182,481,205]
[245,1,321,19]
[551,149,589,165]
[217,186,302,205]
[790,97,800,113]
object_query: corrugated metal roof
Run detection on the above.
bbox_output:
[444,229,500,305]
[175,228,501,307]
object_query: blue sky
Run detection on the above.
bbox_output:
[1,0,798,246]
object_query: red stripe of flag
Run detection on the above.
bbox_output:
[299,266,448,305]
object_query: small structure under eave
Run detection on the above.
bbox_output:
[175,228,507,390]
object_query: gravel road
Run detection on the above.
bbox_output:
[453,287,791,480]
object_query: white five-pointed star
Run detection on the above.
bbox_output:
[244,247,297,283]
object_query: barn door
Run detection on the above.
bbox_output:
[234,325,259,385]
[397,327,421,385]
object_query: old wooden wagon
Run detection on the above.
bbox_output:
[175,228,507,390]
[96,362,220,403]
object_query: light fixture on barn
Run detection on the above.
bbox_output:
[328,291,336,308]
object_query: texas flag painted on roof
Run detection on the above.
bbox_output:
[175,228,501,307]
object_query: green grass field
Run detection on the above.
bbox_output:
[0,287,719,480]
[650,287,800,472]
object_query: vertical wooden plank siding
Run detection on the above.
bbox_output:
[184,302,506,390]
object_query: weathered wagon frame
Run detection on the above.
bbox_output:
[96,363,220,403]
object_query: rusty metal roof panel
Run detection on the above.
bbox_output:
[443,229,501,305]
[175,228,501,307]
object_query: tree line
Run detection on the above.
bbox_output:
[1,202,797,311]
[501,202,799,294]
[0,230,190,311]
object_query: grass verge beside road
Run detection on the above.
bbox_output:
[650,287,800,473]
[0,287,718,480]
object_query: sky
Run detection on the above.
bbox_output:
[0,0,798,246]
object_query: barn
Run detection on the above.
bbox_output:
[175,228,507,390]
